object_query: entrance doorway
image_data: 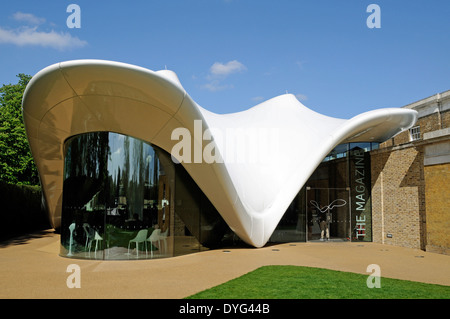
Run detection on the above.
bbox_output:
[306,187,350,241]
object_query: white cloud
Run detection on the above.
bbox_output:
[0,26,87,51]
[210,60,246,77]
[12,12,46,25]
[0,11,87,51]
[201,80,233,92]
[296,61,305,69]
[252,96,265,102]
[202,60,246,91]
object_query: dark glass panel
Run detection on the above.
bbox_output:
[60,132,229,259]
[275,142,373,243]
[60,132,109,259]
[269,188,306,243]
[173,162,229,253]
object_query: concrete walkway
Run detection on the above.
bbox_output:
[0,229,449,299]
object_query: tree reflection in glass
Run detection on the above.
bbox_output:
[60,132,228,260]
[61,132,165,260]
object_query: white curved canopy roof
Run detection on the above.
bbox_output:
[22,59,417,247]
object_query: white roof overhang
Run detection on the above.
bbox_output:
[22,60,417,247]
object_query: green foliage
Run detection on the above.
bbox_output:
[186,265,450,299]
[0,74,39,185]
[0,180,49,240]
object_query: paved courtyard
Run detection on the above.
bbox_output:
[0,229,449,299]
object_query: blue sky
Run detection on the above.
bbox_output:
[0,0,449,118]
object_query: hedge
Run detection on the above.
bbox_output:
[0,180,51,240]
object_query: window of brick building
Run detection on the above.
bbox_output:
[409,126,421,141]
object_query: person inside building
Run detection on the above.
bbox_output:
[318,210,330,241]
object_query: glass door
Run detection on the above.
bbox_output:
[306,187,350,241]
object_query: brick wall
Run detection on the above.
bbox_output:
[370,145,426,249]
[424,160,450,255]
[370,94,450,253]
[381,104,450,149]
[442,110,450,127]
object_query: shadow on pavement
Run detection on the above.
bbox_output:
[0,229,56,248]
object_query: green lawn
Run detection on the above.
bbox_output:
[186,265,450,299]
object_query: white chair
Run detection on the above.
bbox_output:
[82,223,93,252]
[67,223,76,256]
[147,229,161,257]
[83,223,107,258]
[127,229,148,257]
[89,231,104,258]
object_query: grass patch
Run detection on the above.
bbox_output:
[186,265,450,299]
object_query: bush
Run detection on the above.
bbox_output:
[0,180,51,240]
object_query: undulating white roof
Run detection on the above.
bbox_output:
[22,60,417,247]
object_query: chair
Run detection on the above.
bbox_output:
[89,231,104,258]
[67,223,76,256]
[147,229,161,257]
[82,223,93,252]
[83,223,107,258]
[127,229,148,257]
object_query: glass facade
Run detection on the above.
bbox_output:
[270,142,377,243]
[60,133,378,260]
[60,132,229,259]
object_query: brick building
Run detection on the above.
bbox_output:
[252,90,450,256]
[371,90,450,255]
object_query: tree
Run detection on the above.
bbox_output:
[0,74,39,185]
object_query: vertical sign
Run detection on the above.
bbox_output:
[350,146,372,241]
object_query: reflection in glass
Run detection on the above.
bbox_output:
[269,189,306,243]
[306,188,350,241]
[61,132,109,259]
[60,136,377,257]
[272,142,375,243]
[60,132,229,260]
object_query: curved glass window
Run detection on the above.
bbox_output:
[60,132,229,259]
